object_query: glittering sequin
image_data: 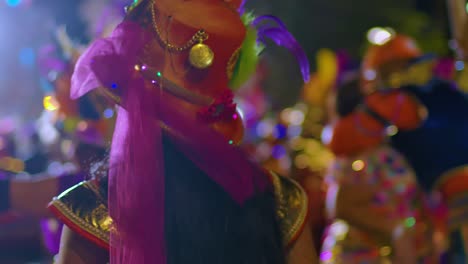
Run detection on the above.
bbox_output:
[321,145,433,263]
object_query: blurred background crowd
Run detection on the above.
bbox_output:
[0,0,467,263]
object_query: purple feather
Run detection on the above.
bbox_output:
[252,15,288,29]
[252,15,310,82]
[238,0,247,15]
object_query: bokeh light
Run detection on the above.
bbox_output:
[272,124,288,139]
[5,0,21,7]
[77,121,88,131]
[321,125,333,145]
[352,160,365,171]
[367,27,395,45]
[103,108,114,119]
[43,95,59,111]
[272,145,287,159]
[0,156,25,172]
[455,60,465,71]
[256,119,274,138]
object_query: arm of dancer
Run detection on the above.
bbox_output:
[55,225,108,264]
[270,172,318,263]
[288,223,318,264]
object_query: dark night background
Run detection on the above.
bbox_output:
[0,0,455,117]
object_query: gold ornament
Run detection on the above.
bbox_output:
[150,1,214,70]
[189,42,215,69]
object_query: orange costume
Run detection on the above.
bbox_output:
[49,0,312,263]
[331,31,468,261]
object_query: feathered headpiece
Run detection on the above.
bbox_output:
[71,1,309,263]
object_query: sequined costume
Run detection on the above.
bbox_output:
[363,33,468,260]
[331,31,468,261]
[320,146,433,263]
[50,171,309,250]
[389,80,468,261]
[48,0,311,263]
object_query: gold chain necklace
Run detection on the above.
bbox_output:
[149,1,214,69]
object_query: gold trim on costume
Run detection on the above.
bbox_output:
[50,200,110,244]
[50,172,309,249]
[270,172,309,246]
[49,181,111,245]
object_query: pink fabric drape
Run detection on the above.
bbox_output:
[71,21,269,264]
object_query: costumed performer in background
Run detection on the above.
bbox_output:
[36,26,116,257]
[330,26,468,262]
[323,74,436,264]
[0,13,118,259]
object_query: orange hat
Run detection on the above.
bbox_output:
[362,33,422,74]
[128,0,244,12]
[124,0,248,144]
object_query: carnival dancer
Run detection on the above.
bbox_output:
[49,0,317,263]
[322,75,436,264]
[329,28,468,262]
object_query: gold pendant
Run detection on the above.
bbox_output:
[189,43,214,69]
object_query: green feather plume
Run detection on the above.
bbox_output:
[229,12,264,90]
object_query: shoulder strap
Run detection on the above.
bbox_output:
[48,179,111,249]
[270,172,309,248]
